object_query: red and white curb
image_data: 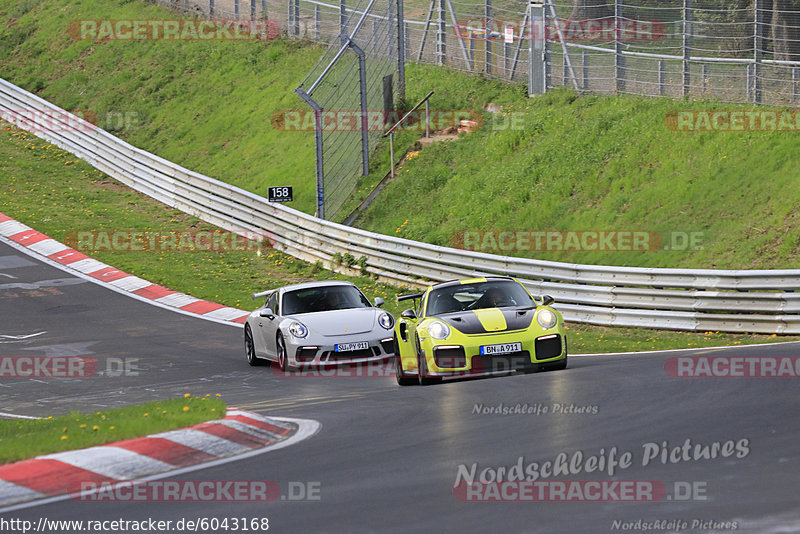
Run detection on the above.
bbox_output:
[0,409,320,511]
[0,211,250,327]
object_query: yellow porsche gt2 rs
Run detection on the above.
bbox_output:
[393,277,567,385]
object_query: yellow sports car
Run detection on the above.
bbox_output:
[394,277,567,385]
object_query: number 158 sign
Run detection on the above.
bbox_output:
[268,186,293,202]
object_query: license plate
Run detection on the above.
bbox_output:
[335,341,369,352]
[480,342,522,355]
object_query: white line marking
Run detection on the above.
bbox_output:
[0,412,42,420]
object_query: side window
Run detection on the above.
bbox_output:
[267,293,278,314]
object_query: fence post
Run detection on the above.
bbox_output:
[397,0,406,103]
[294,0,300,37]
[485,0,492,75]
[614,0,625,94]
[659,59,665,95]
[250,0,255,20]
[235,0,239,19]
[528,1,545,96]
[184,0,189,11]
[262,0,266,19]
[294,89,325,219]
[701,63,708,93]
[543,3,550,90]
[504,40,510,77]
[437,0,446,66]
[754,0,763,104]
[405,23,411,63]
[583,50,588,90]
[340,0,347,46]
[350,42,370,178]
[288,1,294,36]
[793,67,799,103]
[683,0,691,97]
[563,54,568,86]
[315,5,321,40]
[209,0,214,17]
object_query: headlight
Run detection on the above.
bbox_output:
[536,309,557,329]
[288,321,308,338]
[428,321,450,340]
[378,312,394,330]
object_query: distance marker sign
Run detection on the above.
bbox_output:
[268,186,293,202]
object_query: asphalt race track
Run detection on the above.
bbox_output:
[1,238,799,533]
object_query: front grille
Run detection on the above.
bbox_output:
[323,347,379,360]
[295,347,318,363]
[535,335,563,360]
[433,346,466,368]
[471,351,534,373]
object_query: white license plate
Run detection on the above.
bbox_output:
[335,341,369,352]
[480,342,522,355]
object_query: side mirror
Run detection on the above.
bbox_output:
[400,308,417,319]
[540,295,554,306]
[374,297,385,308]
[259,308,275,319]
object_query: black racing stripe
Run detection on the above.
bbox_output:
[439,308,534,334]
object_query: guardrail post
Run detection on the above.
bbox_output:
[754,0,763,104]
[485,0,492,75]
[437,0,446,66]
[682,0,691,97]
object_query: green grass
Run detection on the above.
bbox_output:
[0,396,225,464]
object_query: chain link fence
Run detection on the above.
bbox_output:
[150,0,800,219]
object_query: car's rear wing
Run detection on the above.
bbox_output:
[396,292,424,302]
[252,289,276,300]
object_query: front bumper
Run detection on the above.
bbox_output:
[286,336,394,367]
[423,332,567,376]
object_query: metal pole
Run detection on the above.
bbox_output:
[288,1,294,36]
[470,32,476,70]
[184,0,189,11]
[544,4,550,90]
[583,50,588,90]
[294,0,300,36]
[250,0,255,20]
[209,0,214,17]
[659,59,665,96]
[425,99,430,137]
[510,5,530,80]
[350,41,370,177]
[340,0,347,46]
[701,63,708,93]
[261,0,266,18]
[793,67,799,103]
[563,54,568,86]
[397,0,406,103]
[418,0,435,62]
[528,2,545,96]
[389,132,395,179]
[614,0,624,94]
[315,5,320,40]
[446,0,473,70]
[485,0,492,75]
[754,0,763,104]
[683,0,691,97]
[235,0,239,19]
[437,0,446,66]
[294,88,325,219]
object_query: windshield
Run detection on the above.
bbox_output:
[282,285,371,315]
[426,281,534,316]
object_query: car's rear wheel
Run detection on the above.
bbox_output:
[416,335,441,386]
[395,335,416,386]
[245,325,261,366]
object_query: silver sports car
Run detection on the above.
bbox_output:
[244,281,395,370]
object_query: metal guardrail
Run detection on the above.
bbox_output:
[2,76,800,333]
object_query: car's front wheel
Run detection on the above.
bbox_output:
[416,335,441,386]
[395,335,416,386]
[276,333,288,372]
[245,325,261,367]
